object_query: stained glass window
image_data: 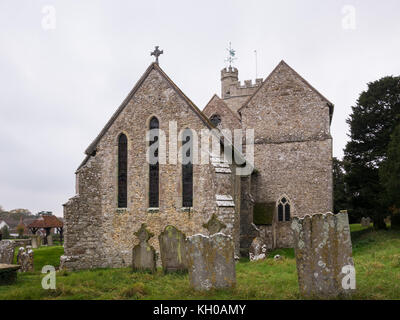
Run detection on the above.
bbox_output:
[149,117,159,208]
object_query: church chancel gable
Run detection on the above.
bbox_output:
[62,46,333,270]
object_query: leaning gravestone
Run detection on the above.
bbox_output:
[186,233,236,291]
[132,224,156,273]
[17,247,34,272]
[291,211,355,298]
[159,225,187,273]
[0,240,16,265]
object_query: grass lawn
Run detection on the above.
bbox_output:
[0,225,399,300]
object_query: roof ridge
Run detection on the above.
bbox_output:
[203,94,241,121]
[237,60,334,116]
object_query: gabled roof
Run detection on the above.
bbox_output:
[27,215,63,229]
[203,94,241,121]
[85,62,215,157]
[237,60,334,122]
[77,63,250,172]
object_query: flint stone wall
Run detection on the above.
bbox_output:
[291,212,355,298]
[62,67,239,270]
[186,233,236,290]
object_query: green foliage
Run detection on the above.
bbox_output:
[1,226,10,239]
[253,202,274,225]
[344,75,400,228]
[333,157,348,214]
[1,227,400,299]
[380,124,400,229]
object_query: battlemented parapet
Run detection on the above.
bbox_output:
[221,67,262,100]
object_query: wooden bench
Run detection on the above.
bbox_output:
[0,264,21,285]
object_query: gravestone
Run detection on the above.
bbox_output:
[0,264,20,285]
[291,212,355,298]
[361,217,371,227]
[47,235,53,246]
[186,233,236,291]
[0,240,16,265]
[31,236,38,249]
[132,224,156,273]
[17,247,34,272]
[158,225,187,273]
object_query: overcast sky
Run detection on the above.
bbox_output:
[0,0,399,216]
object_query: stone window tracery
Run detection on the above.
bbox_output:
[182,128,193,207]
[277,196,291,222]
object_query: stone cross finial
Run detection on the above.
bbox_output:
[150,46,163,64]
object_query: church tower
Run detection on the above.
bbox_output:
[221,66,239,99]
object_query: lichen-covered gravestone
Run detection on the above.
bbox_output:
[17,247,34,272]
[47,235,53,246]
[249,237,268,261]
[291,212,356,298]
[158,225,187,273]
[0,240,16,265]
[186,233,236,290]
[132,224,156,273]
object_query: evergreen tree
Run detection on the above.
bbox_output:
[380,124,400,229]
[344,76,400,229]
[332,157,348,214]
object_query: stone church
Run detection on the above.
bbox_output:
[62,50,333,270]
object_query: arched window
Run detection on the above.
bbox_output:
[118,133,128,208]
[277,196,291,222]
[149,117,159,208]
[182,128,193,207]
[210,114,221,127]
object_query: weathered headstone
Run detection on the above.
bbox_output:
[0,264,20,285]
[159,225,187,273]
[47,235,53,246]
[31,236,38,249]
[17,247,34,272]
[132,224,156,273]
[291,212,355,298]
[384,216,391,226]
[202,213,226,235]
[186,233,236,291]
[249,237,267,261]
[0,240,16,265]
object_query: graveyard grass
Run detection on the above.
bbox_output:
[1,225,400,300]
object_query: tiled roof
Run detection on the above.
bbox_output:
[27,215,63,228]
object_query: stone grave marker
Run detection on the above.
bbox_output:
[0,264,20,285]
[159,225,187,273]
[186,233,236,291]
[17,246,34,272]
[132,224,156,273]
[47,235,53,246]
[0,240,16,265]
[291,211,356,298]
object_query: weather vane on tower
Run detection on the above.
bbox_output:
[225,42,236,68]
[151,46,163,64]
